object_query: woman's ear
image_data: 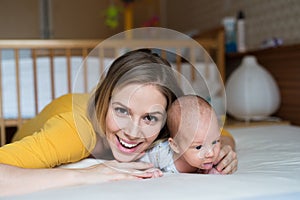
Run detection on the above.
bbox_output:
[168,138,180,154]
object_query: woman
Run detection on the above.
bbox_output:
[0,49,237,196]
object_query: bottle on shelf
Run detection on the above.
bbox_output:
[223,17,237,53]
[236,10,246,53]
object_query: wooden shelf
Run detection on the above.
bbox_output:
[224,116,290,129]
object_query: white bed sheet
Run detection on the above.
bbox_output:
[4,124,300,200]
[1,57,222,119]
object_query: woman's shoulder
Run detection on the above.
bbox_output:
[40,93,90,116]
[12,93,92,142]
[51,93,90,106]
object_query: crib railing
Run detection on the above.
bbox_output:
[0,36,224,146]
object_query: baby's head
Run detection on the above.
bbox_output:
[167,95,221,172]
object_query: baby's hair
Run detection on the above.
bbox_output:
[167,95,213,138]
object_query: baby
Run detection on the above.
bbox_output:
[140,95,221,174]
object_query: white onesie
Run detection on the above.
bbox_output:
[139,141,179,173]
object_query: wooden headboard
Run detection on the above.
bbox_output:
[226,44,300,126]
[0,28,225,146]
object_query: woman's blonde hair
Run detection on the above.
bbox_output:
[88,49,183,146]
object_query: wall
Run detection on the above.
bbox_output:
[0,0,40,38]
[165,0,300,51]
[0,0,161,39]
[2,0,299,49]
[50,0,121,39]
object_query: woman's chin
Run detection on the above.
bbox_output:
[113,151,142,162]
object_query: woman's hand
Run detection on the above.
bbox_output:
[80,160,163,184]
[214,144,238,174]
[102,160,163,178]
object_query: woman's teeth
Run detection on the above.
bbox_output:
[119,138,139,149]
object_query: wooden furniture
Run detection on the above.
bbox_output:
[0,28,225,146]
[224,116,290,129]
[194,27,225,81]
[226,44,300,126]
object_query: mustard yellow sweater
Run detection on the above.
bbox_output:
[0,93,233,168]
[0,94,96,168]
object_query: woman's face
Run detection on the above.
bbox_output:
[106,83,167,162]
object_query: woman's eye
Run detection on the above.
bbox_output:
[144,115,158,123]
[114,107,129,115]
[195,145,202,150]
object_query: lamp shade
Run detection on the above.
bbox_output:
[225,56,280,121]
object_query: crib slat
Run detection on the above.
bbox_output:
[82,48,88,93]
[66,49,72,93]
[113,47,119,58]
[217,29,225,82]
[32,49,39,115]
[176,48,182,85]
[49,49,55,100]
[99,48,105,81]
[190,47,196,81]
[161,50,167,60]
[0,49,5,146]
[14,49,22,129]
[204,49,210,80]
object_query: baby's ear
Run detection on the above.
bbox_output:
[168,138,180,154]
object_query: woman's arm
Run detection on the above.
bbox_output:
[0,163,88,196]
[0,161,162,197]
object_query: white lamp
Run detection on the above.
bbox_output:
[225,55,281,121]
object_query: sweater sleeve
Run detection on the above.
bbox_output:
[221,128,234,139]
[0,112,96,168]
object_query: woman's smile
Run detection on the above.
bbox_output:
[116,134,143,153]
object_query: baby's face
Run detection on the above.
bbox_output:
[177,114,221,170]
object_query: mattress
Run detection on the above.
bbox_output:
[4,124,300,200]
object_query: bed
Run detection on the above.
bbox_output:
[0,27,225,146]
[1,27,300,200]
[3,124,300,200]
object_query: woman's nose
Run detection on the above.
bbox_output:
[125,118,142,139]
